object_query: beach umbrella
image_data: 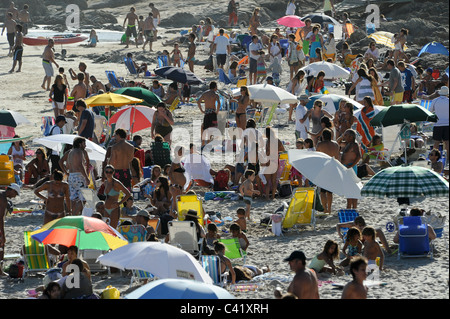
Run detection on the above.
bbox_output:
[305,94,364,114]
[288,149,363,199]
[300,61,350,79]
[231,84,298,104]
[154,66,204,85]
[369,104,438,127]
[97,241,213,284]
[418,42,449,57]
[113,87,162,107]
[30,216,128,251]
[125,278,235,299]
[33,134,106,161]
[108,105,156,133]
[301,13,340,27]
[0,110,31,127]
[367,31,408,50]
[84,92,144,108]
[277,15,306,28]
[361,166,449,199]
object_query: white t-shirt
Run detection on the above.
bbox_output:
[249,41,262,60]
[214,35,230,55]
[295,104,309,138]
[365,47,379,59]
[430,96,449,127]
[286,3,296,15]
[48,124,62,155]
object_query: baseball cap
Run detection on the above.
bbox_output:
[137,210,150,219]
[299,94,310,101]
[7,183,20,196]
[438,86,449,96]
[55,115,67,123]
[283,250,306,262]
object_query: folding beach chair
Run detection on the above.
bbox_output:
[148,217,160,235]
[201,255,227,287]
[398,216,433,260]
[277,152,292,182]
[218,238,247,265]
[338,209,360,242]
[176,194,205,226]
[282,187,317,231]
[105,70,123,89]
[168,96,180,115]
[157,55,169,67]
[41,116,55,136]
[218,68,232,86]
[22,231,50,278]
[343,54,358,68]
[124,57,139,78]
[118,224,148,243]
[80,249,109,274]
[167,221,202,258]
[236,77,247,88]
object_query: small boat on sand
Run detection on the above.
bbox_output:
[23,34,88,46]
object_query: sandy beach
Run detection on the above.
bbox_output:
[0,0,449,300]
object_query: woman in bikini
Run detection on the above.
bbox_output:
[168,146,186,216]
[34,170,70,224]
[233,86,250,132]
[151,102,175,144]
[102,164,131,228]
[262,126,285,200]
[25,147,50,185]
[151,175,172,216]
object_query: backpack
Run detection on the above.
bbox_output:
[44,125,58,137]
[213,170,229,191]
[8,262,24,279]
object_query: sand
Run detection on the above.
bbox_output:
[0,0,449,300]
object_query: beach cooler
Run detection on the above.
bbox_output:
[398,216,431,258]
[143,166,152,179]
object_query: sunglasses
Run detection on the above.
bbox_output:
[105,170,114,174]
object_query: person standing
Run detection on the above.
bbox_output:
[212,28,231,70]
[339,129,361,210]
[49,75,68,118]
[295,94,310,140]
[41,39,59,91]
[398,61,415,103]
[8,24,23,73]
[249,7,260,36]
[18,4,31,35]
[142,12,155,52]
[197,81,220,145]
[108,128,136,192]
[227,0,238,26]
[123,7,139,48]
[430,86,449,164]
[248,35,262,85]
[1,12,16,56]
[285,0,296,15]
[47,115,67,173]
[0,184,20,277]
[74,99,95,140]
[149,3,160,39]
[186,33,196,73]
[382,59,404,105]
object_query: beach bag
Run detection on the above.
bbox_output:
[213,170,229,191]
[205,55,214,72]
[101,285,120,299]
[277,181,292,198]
[8,261,24,279]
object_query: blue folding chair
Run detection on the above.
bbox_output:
[338,209,360,242]
[124,57,138,78]
[157,55,169,67]
[105,70,122,89]
[398,216,432,259]
[218,68,232,85]
[201,255,227,287]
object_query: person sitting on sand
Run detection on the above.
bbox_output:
[214,241,236,285]
[230,223,249,251]
[308,239,343,276]
[0,184,20,277]
[341,256,368,299]
[61,246,90,279]
[39,282,61,299]
[362,226,384,271]
[234,208,247,232]
[25,147,50,185]
[339,227,363,267]
[87,29,98,47]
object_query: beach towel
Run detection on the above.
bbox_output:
[356,107,376,152]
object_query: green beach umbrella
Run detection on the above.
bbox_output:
[361,166,449,199]
[369,104,438,127]
[114,87,162,107]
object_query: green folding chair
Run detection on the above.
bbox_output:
[219,238,247,265]
[22,231,50,278]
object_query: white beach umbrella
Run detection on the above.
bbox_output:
[288,149,363,199]
[301,61,350,78]
[97,241,213,284]
[231,84,298,104]
[33,134,106,161]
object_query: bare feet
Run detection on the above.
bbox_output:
[274,287,282,299]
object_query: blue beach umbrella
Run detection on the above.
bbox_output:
[125,278,236,299]
[418,42,449,57]
[305,94,363,115]
[154,66,204,85]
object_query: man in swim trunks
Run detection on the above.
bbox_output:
[149,3,160,38]
[197,81,220,145]
[142,12,155,52]
[9,24,23,73]
[340,129,361,210]
[1,12,16,56]
[41,39,59,91]
[108,128,135,191]
[59,137,90,215]
[123,7,139,48]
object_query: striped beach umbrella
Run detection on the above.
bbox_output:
[368,31,408,50]
[361,166,449,199]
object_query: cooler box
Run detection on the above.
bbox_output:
[143,166,152,179]
[398,216,429,255]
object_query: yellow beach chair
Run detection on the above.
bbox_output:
[22,231,50,278]
[282,187,317,230]
[169,96,180,114]
[176,194,205,226]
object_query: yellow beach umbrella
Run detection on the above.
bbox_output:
[368,31,408,50]
[84,92,144,107]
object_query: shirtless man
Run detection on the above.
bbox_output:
[5,2,19,20]
[123,7,139,48]
[142,12,155,52]
[316,128,340,214]
[69,62,90,91]
[41,39,59,91]
[71,73,88,102]
[18,4,31,35]
[9,24,23,73]
[89,75,106,94]
[2,12,17,56]
[341,256,368,299]
[149,3,160,38]
[197,81,220,145]
[279,250,320,299]
[339,129,361,209]
[0,184,20,277]
[59,137,90,216]
[108,128,135,191]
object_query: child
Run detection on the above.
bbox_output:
[234,208,247,232]
[362,226,384,271]
[162,49,171,66]
[290,138,304,185]
[256,50,267,83]
[121,197,138,223]
[362,134,384,164]
[339,227,363,267]
[87,29,98,47]
[239,169,260,221]
[203,223,221,255]
[186,33,196,73]
[308,239,342,275]
[267,56,282,87]
[170,43,183,67]
[238,64,246,78]
[58,67,70,91]
[304,138,315,151]
[182,82,191,104]
[230,223,250,251]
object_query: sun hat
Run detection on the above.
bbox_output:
[299,94,310,101]
[184,209,199,219]
[7,183,20,196]
[437,86,449,96]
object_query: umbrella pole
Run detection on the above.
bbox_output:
[130,105,136,138]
